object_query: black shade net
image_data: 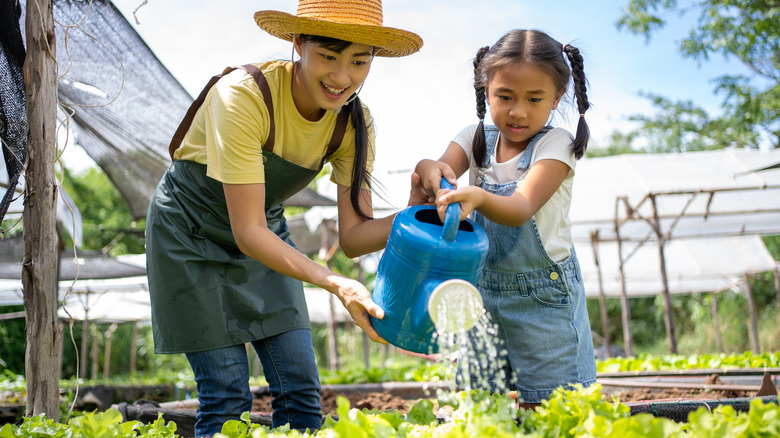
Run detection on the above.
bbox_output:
[0,0,27,224]
[18,0,192,220]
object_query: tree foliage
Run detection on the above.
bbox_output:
[615,0,779,151]
[60,166,145,256]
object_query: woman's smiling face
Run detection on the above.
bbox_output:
[292,37,373,120]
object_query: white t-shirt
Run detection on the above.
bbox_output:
[452,125,576,262]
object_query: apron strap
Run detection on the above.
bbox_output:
[168,64,275,160]
[326,107,350,156]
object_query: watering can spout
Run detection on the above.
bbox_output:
[427,279,484,334]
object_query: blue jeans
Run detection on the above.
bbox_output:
[185,329,322,436]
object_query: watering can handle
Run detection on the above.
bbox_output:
[440,178,460,241]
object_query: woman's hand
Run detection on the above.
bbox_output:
[407,172,432,206]
[414,159,458,203]
[326,274,388,344]
[413,142,469,203]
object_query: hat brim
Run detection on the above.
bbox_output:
[254,10,423,57]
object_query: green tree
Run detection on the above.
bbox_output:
[60,167,145,256]
[616,0,779,151]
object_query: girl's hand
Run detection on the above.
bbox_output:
[327,274,389,344]
[436,186,486,222]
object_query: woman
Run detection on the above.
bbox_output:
[145,0,423,434]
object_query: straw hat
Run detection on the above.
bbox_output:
[255,0,423,57]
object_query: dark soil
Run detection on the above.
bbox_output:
[251,375,760,416]
[610,374,755,403]
[252,388,414,416]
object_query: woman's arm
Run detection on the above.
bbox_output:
[223,182,387,343]
[437,159,569,226]
[336,167,435,257]
[335,184,395,258]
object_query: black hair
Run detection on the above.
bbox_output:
[472,29,590,165]
[299,34,373,219]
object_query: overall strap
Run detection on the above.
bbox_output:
[168,64,275,160]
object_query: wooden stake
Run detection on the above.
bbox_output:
[130,321,138,374]
[711,292,724,353]
[103,323,118,379]
[614,205,633,356]
[743,274,760,353]
[650,195,677,354]
[590,230,611,358]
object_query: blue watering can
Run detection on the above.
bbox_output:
[370,178,489,354]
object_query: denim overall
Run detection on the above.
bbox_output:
[146,64,349,434]
[469,126,596,403]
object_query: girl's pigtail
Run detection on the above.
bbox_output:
[563,44,590,159]
[347,96,372,219]
[472,46,490,168]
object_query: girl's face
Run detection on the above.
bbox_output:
[293,37,373,120]
[487,62,563,151]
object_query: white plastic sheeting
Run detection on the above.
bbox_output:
[577,235,776,298]
[570,148,780,243]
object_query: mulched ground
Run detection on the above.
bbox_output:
[252,388,413,416]
[252,374,761,416]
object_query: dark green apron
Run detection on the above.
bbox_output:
[146,64,349,354]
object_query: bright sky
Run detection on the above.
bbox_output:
[97,0,742,177]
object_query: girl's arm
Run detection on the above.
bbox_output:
[223,182,387,343]
[437,159,569,226]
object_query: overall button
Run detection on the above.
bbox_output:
[549,272,559,280]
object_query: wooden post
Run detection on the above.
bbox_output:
[743,274,760,353]
[90,323,99,379]
[57,320,64,383]
[320,220,340,370]
[710,292,723,353]
[22,0,60,421]
[649,195,677,354]
[80,318,89,378]
[614,214,633,356]
[774,266,780,326]
[590,230,611,358]
[103,323,118,379]
[129,321,138,374]
[357,256,370,368]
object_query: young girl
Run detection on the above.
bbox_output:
[145,1,422,435]
[414,29,596,407]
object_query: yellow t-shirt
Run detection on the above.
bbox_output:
[174,60,375,187]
